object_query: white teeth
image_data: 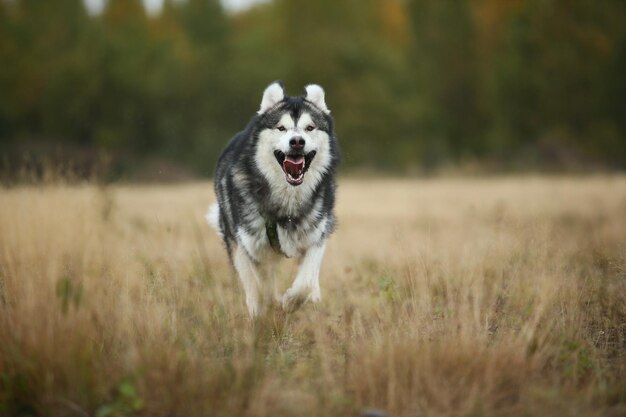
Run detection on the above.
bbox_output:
[286,173,304,182]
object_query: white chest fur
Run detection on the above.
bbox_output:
[237,213,328,261]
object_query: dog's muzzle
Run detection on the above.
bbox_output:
[274,150,317,186]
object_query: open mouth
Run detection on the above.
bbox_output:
[273,150,317,186]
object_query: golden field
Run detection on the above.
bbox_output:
[1,177,625,417]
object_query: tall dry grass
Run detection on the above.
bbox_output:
[0,177,625,417]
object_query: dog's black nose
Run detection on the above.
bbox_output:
[289,136,305,151]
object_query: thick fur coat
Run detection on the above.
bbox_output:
[207,82,340,316]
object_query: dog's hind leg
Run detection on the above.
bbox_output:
[260,259,281,306]
[233,245,263,317]
[282,241,326,312]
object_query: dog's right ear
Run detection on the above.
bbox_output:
[258,81,285,114]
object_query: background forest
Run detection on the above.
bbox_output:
[1,0,625,179]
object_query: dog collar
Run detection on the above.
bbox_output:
[265,220,283,255]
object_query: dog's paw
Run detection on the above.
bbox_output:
[281,286,320,312]
[281,288,306,312]
[308,288,321,303]
[246,296,261,317]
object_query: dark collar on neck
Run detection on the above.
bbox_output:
[265,216,297,256]
[265,219,282,255]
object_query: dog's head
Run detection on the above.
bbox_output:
[254,81,336,187]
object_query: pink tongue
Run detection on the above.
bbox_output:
[283,156,305,177]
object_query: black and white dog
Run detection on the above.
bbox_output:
[206,82,340,316]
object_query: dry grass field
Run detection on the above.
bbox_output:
[1,177,625,417]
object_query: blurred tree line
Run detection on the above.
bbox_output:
[0,0,624,179]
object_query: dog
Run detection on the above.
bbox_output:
[206,81,340,316]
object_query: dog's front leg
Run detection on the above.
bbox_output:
[233,245,263,317]
[282,241,326,311]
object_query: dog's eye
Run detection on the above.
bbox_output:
[277,126,286,132]
[305,125,315,132]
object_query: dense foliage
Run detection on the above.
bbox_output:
[1,0,624,177]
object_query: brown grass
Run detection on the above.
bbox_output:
[1,177,625,417]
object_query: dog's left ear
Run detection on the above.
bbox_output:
[258,81,285,114]
[305,84,330,114]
